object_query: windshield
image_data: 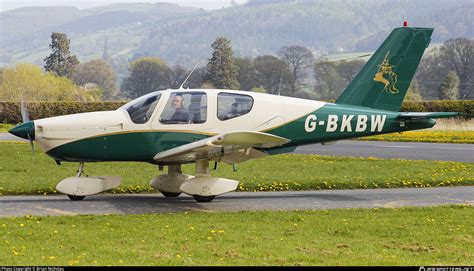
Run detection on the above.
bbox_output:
[121,92,161,124]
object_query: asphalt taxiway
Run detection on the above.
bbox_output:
[0,186,472,217]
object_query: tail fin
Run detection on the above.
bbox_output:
[336,27,433,112]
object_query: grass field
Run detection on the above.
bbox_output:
[0,205,472,266]
[0,142,472,195]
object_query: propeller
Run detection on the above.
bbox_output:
[20,99,35,154]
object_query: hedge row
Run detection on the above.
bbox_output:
[0,100,472,124]
[0,102,125,124]
[400,101,473,118]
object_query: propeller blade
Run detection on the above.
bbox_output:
[20,100,34,154]
[20,100,30,123]
[27,133,35,155]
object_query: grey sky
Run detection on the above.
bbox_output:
[0,0,247,12]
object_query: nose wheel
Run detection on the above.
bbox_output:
[67,195,86,201]
[159,190,182,197]
[66,162,87,201]
[192,195,215,203]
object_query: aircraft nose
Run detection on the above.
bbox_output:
[9,121,35,140]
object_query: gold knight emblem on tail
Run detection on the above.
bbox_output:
[373,51,399,94]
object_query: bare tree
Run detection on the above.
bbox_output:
[278,45,314,93]
[438,38,473,99]
[164,65,189,89]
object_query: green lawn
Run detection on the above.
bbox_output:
[0,205,472,266]
[0,142,472,195]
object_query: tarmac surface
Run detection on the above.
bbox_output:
[0,186,472,217]
[1,133,473,162]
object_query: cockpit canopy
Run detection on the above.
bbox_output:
[120,90,254,125]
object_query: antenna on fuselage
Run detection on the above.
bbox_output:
[179,63,199,90]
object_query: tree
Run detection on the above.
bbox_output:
[72,59,117,100]
[164,65,189,89]
[235,57,256,91]
[405,79,422,101]
[0,68,4,86]
[102,36,110,63]
[278,45,314,93]
[0,64,100,102]
[438,70,460,100]
[313,59,366,100]
[204,37,240,89]
[186,67,207,89]
[314,60,345,100]
[253,55,293,95]
[416,49,445,99]
[438,38,473,99]
[121,57,170,98]
[334,60,365,83]
[44,32,79,78]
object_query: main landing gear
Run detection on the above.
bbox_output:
[150,159,239,203]
[56,159,237,203]
[56,162,122,201]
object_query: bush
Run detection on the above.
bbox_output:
[401,100,474,118]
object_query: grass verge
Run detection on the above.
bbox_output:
[0,124,14,133]
[0,205,472,266]
[358,130,474,144]
[0,142,472,195]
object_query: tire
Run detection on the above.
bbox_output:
[160,190,182,197]
[193,195,215,203]
[67,195,85,201]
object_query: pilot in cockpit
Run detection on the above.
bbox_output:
[169,94,190,123]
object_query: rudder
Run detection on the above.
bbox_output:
[335,27,433,112]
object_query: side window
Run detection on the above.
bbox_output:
[218,93,253,121]
[122,93,161,124]
[160,92,207,124]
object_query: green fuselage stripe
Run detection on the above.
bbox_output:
[47,104,435,162]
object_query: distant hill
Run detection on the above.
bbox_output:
[0,0,472,68]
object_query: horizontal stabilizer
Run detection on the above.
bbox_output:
[398,112,459,119]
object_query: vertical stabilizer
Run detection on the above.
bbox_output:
[335,27,433,112]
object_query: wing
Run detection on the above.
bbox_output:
[153,131,290,165]
[397,112,458,119]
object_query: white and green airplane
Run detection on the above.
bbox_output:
[10,26,458,202]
